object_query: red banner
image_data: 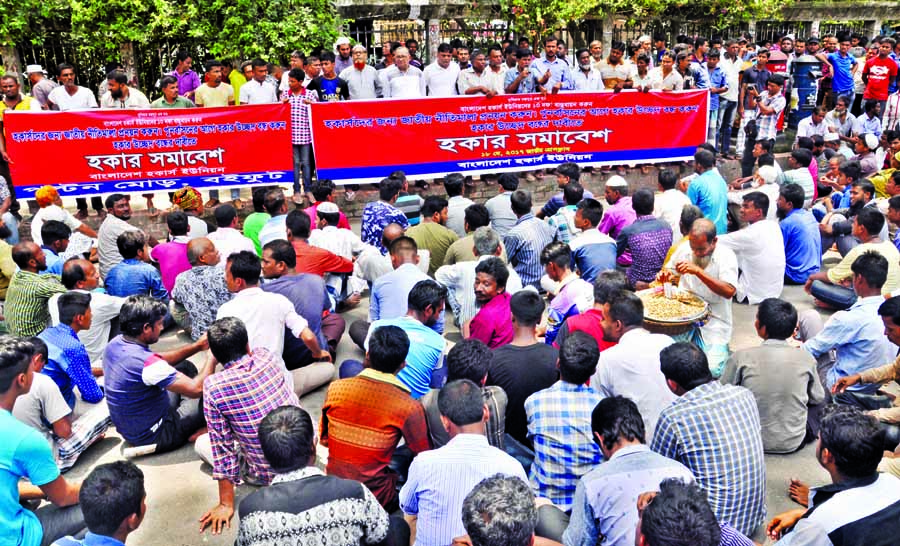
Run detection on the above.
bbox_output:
[311,90,709,184]
[4,104,292,197]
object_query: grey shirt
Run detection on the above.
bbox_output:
[721,339,825,454]
[485,193,517,237]
[339,65,379,100]
[12,372,71,450]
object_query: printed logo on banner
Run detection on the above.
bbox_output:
[310,90,710,184]
[4,104,293,197]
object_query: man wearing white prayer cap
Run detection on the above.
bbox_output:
[25,64,57,109]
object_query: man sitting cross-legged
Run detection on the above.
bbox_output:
[237,405,409,546]
[196,317,301,536]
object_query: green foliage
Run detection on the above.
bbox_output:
[0,0,64,45]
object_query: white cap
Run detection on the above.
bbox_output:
[757,165,778,185]
[823,132,839,142]
[605,175,628,188]
[863,133,879,151]
[317,201,339,214]
[25,64,44,74]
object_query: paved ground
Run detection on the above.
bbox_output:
[58,280,837,546]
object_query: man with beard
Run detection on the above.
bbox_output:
[532,37,572,93]
[98,194,158,280]
[464,257,514,349]
[340,45,378,100]
[658,219,737,377]
[0,216,17,299]
[334,37,353,75]
[571,48,602,91]
[5,242,66,336]
[820,169,885,256]
[100,70,150,109]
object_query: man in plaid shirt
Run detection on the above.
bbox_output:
[651,342,766,537]
[196,317,301,535]
[753,74,786,144]
[525,331,604,511]
[282,68,318,198]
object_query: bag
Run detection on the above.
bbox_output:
[744,118,757,137]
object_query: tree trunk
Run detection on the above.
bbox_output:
[119,42,139,89]
[1,45,23,87]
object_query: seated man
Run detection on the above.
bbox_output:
[407,195,459,275]
[206,203,256,263]
[504,190,558,290]
[539,242,593,346]
[257,188,290,248]
[341,280,446,400]
[353,222,430,285]
[436,226,522,326]
[593,291,676,442]
[305,178,352,230]
[237,406,406,546]
[320,325,431,509]
[308,201,368,299]
[103,295,211,453]
[526,332,604,511]
[766,406,900,545]
[461,476,540,546]
[730,159,782,222]
[781,148,816,206]
[802,251,896,397]
[104,230,168,300]
[660,218,738,377]
[171,187,211,240]
[13,337,109,473]
[777,183,821,285]
[286,209,354,279]
[722,298,825,454]
[569,198,617,284]
[654,169,692,239]
[547,182,584,244]
[149,210,192,295]
[0,337,85,545]
[554,270,626,352]
[400,379,526,546]
[464,257,515,349]
[361,177,409,253]
[171,238,233,340]
[39,221,71,277]
[489,291,560,447]
[51,461,146,546]
[39,292,105,409]
[443,203,507,265]
[718,191,785,303]
[615,189,672,289]
[49,259,124,364]
[6,242,66,337]
[651,342,766,538]
[195,317,302,536]
[819,171,886,257]
[599,176,637,267]
[98,193,155,281]
[805,208,900,310]
[564,396,693,546]
[420,339,507,449]
[537,161,594,220]
[443,173,473,238]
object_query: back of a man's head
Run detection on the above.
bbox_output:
[558,331,599,385]
[462,474,537,546]
[389,235,418,261]
[207,317,250,365]
[593,270,629,304]
[259,405,316,474]
[438,379,485,427]
[607,290,644,329]
[592,396,646,450]
[446,338,491,383]
[214,204,237,228]
[819,404,885,479]
[0,337,35,394]
[659,342,712,392]
[473,226,501,257]
[756,298,797,340]
[851,249,888,291]
[79,461,146,537]
[639,479,721,546]
[509,290,544,328]
[367,325,410,374]
[264,188,286,215]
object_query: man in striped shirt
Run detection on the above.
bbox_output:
[6,242,66,337]
[504,190,558,290]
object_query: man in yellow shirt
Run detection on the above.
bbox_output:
[224,60,247,105]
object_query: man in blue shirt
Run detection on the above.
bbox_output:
[705,50,729,149]
[824,36,858,101]
[687,149,728,234]
[39,292,104,410]
[53,461,146,546]
[0,337,85,546]
[104,231,168,300]
[340,280,446,399]
[776,183,821,284]
[530,37,571,93]
[40,221,71,277]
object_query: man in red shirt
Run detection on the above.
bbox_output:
[285,209,353,277]
[553,269,627,352]
[863,37,899,120]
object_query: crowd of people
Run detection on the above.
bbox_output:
[0,26,900,546]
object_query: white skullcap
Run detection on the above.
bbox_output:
[823,132,839,142]
[863,133,879,151]
[335,37,351,47]
[317,201,339,214]
[605,175,628,188]
[757,165,778,185]
[25,64,43,74]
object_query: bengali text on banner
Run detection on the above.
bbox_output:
[310,90,709,184]
[4,103,293,197]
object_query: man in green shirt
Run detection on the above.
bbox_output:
[151,75,195,109]
[5,242,66,336]
[407,195,458,276]
[242,187,272,255]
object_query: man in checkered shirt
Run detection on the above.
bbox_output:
[753,74,786,144]
[651,342,766,538]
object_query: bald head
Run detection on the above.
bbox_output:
[689,218,717,243]
[187,237,217,266]
[11,242,41,271]
[381,223,405,249]
[62,259,98,290]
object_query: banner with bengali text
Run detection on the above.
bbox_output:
[4,104,292,197]
[310,90,709,184]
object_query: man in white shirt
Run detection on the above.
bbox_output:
[718,191,785,304]
[309,201,368,297]
[48,259,125,364]
[424,43,460,97]
[216,251,331,363]
[207,204,256,265]
[571,48,603,91]
[457,51,503,96]
[99,70,150,109]
[47,63,99,111]
[794,106,829,146]
[436,227,523,326]
[380,47,426,98]
[353,222,430,285]
[593,291,675,441]
[339,45,378,100]
[239,58,279,105]
[444,173,474,238]
[399,379,527,546]
[661,218,738,378]
[653,169,691,239]
[717,40,742,157]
